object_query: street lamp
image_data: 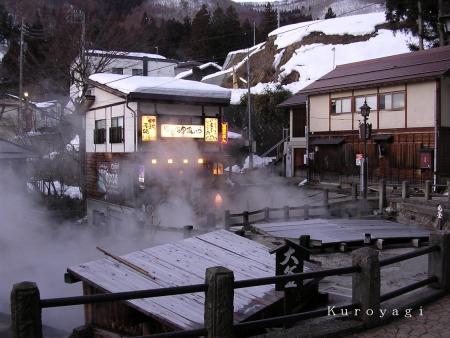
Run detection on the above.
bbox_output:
[359,100,371,199]
[440,14,450,33]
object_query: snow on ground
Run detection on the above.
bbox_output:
[270,12,386,49]
[28,181,82,199]
[67,135,80,151]
[225,154,275,173]
[228,131,242,139]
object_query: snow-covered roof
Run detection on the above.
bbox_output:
[87,50,167,60]
[89,74,231,104]
[175,62,222,80]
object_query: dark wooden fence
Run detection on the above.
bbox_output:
[10,232,450,338]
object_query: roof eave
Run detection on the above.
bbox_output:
[127,92,230,106]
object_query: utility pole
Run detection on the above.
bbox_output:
[438,0,446,46]
[332,47,336,70]
[417,0,424,50]
[18,18,24,134]
[277,8,280,28]
[247,48,253,170]
[253,21,256,46]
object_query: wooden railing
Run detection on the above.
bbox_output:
[10,232,450,338]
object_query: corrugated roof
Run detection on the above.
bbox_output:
[298,45,450,95]
[277,94,307,108]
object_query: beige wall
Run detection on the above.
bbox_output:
[309,80,437,132]
[86,87,136,153]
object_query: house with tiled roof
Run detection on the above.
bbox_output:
[280,45,450,183]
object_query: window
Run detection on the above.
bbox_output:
[355,95,377,111]
[380,92,405,110]
[331,97,352,114]
[110,116,124,143]
[111,67,124,75]
[94,119,106,144]
[132,68,143,76]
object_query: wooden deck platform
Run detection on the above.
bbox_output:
[67,230,290,331]
[253,218,430,246]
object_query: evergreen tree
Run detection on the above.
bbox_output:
[210,6,227,60]
[386,0,443,48]
[241,18,253,47]
[225,6,243,52]
[324,7,336,19]
[260,3,277,41]
[190,4,211,60]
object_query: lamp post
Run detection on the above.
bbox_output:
[359,100,371,199]
[439,13,450,45]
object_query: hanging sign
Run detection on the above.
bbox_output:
[142,116,157,141]
[97,162,120,195]
[205,118,219,142]
[221,122,228,144]
[356,153,363,166]
[138,165,145,183]
[161,124,204,138]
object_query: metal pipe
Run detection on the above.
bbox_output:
[380,276,437,302]
[379,245,439,267]
[40,283,207,308]
[234,265,361,289]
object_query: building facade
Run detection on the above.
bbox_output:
[282,46,450,183]
[84,74,231,226]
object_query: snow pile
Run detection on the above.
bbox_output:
[28,181,82,199]
[225,155,275,173]
[228,131,242,139]
[90,74,231,100]
[88,50,166,60]
[211,12,417,103]
[270,12,386,49]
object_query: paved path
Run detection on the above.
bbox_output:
[348,295,450,338]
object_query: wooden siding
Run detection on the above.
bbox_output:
[86,152,136,205]
[310,130,435,183]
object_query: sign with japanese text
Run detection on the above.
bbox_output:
[274,240,306,291]
[161,124,205,138]
[356,153,363,166]
[205,118,219,142]
[138,165,145,183]
[97,162,120,195]
[221,122,228,144]
[142,116,157,141]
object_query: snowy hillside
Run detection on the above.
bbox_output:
[204,12,417,104]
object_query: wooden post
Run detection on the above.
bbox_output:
[304,205,309,220]
[428,231,450,291]
[323,189,329,206]
[425,180,431,201]
[264,207,270,222]
[224,210,230,227]
[378,179,386,213]
[11,282,43,338]
[204,267,235,338]
[352,184,358,201]
[243,211,249,227]
[447,180,450,204]
[402,181,409,200]
[206,213,216,228]
[352,247,380,327]
[283,206,289,221]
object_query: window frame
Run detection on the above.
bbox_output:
[110,116,124,144]
[379,91,405,111]
[94,119,107,144]
[111,67,124,75]
[354,94,378,112]
[331,97,352,114]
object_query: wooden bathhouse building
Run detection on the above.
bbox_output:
[83,74,231,226]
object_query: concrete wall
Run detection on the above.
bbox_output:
[309,81,437,132]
